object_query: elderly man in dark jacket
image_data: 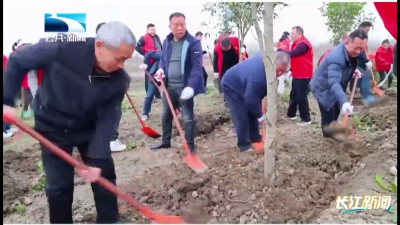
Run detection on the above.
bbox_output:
[311,30,369,138]
[221,52,290,152]
[150,12,205,154]
[3,22,135,223]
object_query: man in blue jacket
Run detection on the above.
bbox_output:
[150,12,205,154]
[3,22,135,223]
[221,52,290,153]
[311,30,367,138]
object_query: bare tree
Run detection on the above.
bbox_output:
[251,2,277,184]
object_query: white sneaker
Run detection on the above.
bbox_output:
[3,132,13,140]
[6,127,18,135]
[141,115,148,121]
[110,139,127,152]
[282,116,297,120]
[389,166,397,176]
[297,121,312,126]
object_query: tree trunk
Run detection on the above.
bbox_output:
[251,3,265,52]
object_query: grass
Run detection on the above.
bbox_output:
[32,160,46,192]
[16,202,26,214]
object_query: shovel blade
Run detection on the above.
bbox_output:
[184,154,208,174]
[151,214,185,224]
[253,141,265,154]
[142,126,161,139]
[373,87,385,97]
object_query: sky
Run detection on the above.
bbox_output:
[3,0,396,56]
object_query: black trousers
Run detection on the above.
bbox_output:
[36,120,119,224]
[202,67,208,87]
[287,78,311,122]
[378,70,393,87]
[318,102,341,138]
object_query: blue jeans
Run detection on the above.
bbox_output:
[143,80,157,116]
[3,96,11,132]
[357,67,374,99]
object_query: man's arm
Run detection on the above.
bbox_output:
[135,36,146,56]
[289,43,309,58]
[88,74,130,159]
[244,80,264,118]
[213,49,219,73]
[327,62,348,107]
[187,41,203,89]
[4,39,57,106]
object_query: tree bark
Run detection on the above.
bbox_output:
[251,3,264,52]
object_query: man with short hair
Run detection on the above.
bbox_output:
[311,30,367,139]
[136,23,162,99]
[221,52,290,153]
[3,21,135,223]
[195,31,208,87]
[150,12,205,153]
[96,22,127,152]
[285,26,314,126]
[213,37,240,94]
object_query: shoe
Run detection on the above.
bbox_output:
[6,127,18,135]
[283,116,297,120]
[141,115,149,121]
[362,95,389,107]
[23,110,31,118]
[390,165,397,176]
[3,132,13,140]
[150,143,171,150]
[297,120,311,126]
[110,139,127,152]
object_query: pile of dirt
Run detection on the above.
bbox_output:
[3,150,41,215]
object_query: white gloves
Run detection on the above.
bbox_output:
[180,87,194,100]
[341,102,354,115]
[277,75,286,94]
[365,61,372,70]
[258,114,266,123]
[241,47,246,54]
[139,64,148,71]
[391,64,393,69]
[154,68,165,81]
[353,69,364,78]
[213,73,219,78]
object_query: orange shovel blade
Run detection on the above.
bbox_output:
[142,126,161,139]
[373,86,385,97]
[151,213,185,224]
[184,154,208,174]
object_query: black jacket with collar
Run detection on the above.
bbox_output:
[4,37,130,158]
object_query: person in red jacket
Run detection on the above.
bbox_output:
[285,26,314,126]
[277,31,291,52]
[213,36,240,94]
[375,39,394,89]
[241,44,249,61]
[135,23,162,99]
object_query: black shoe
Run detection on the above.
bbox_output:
[150,143,171,150]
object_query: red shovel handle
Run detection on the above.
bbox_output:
[125,92,146,127]
[2,106,182,224]
[343,75,359,127]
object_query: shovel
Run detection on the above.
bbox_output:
[125,92,161,139]
[2,106,184,224]
[323,75,360,139]
[370,68,385,97]
[378,67,393,87]
[157,78,208,174]
[253,103,266,153]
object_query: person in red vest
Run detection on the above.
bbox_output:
[213,36,240,95]
[277,31,291,52]
[135,23,162,99]
[375,39,394,89]
[285,26,313,126]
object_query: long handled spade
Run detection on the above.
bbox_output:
[253,103,266,153]
[378,67,394,87]
[157,78,208,174]
[370,68,385,97]
[323,76,360,139]
[125,92,161,138]
[2,107,184,224]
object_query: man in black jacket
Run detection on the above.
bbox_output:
[3,21,135,223]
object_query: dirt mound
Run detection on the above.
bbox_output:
[3,151,40,215]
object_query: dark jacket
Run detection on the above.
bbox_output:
[310,42,357,111]
[221,53,266,118]
[158,31,205,96]
[4,37,130,158]
[357,51,370,70]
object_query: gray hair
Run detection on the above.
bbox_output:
[275,51,290,66]
[96,21,137,49]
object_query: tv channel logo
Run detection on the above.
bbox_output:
[44,13,86,33]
